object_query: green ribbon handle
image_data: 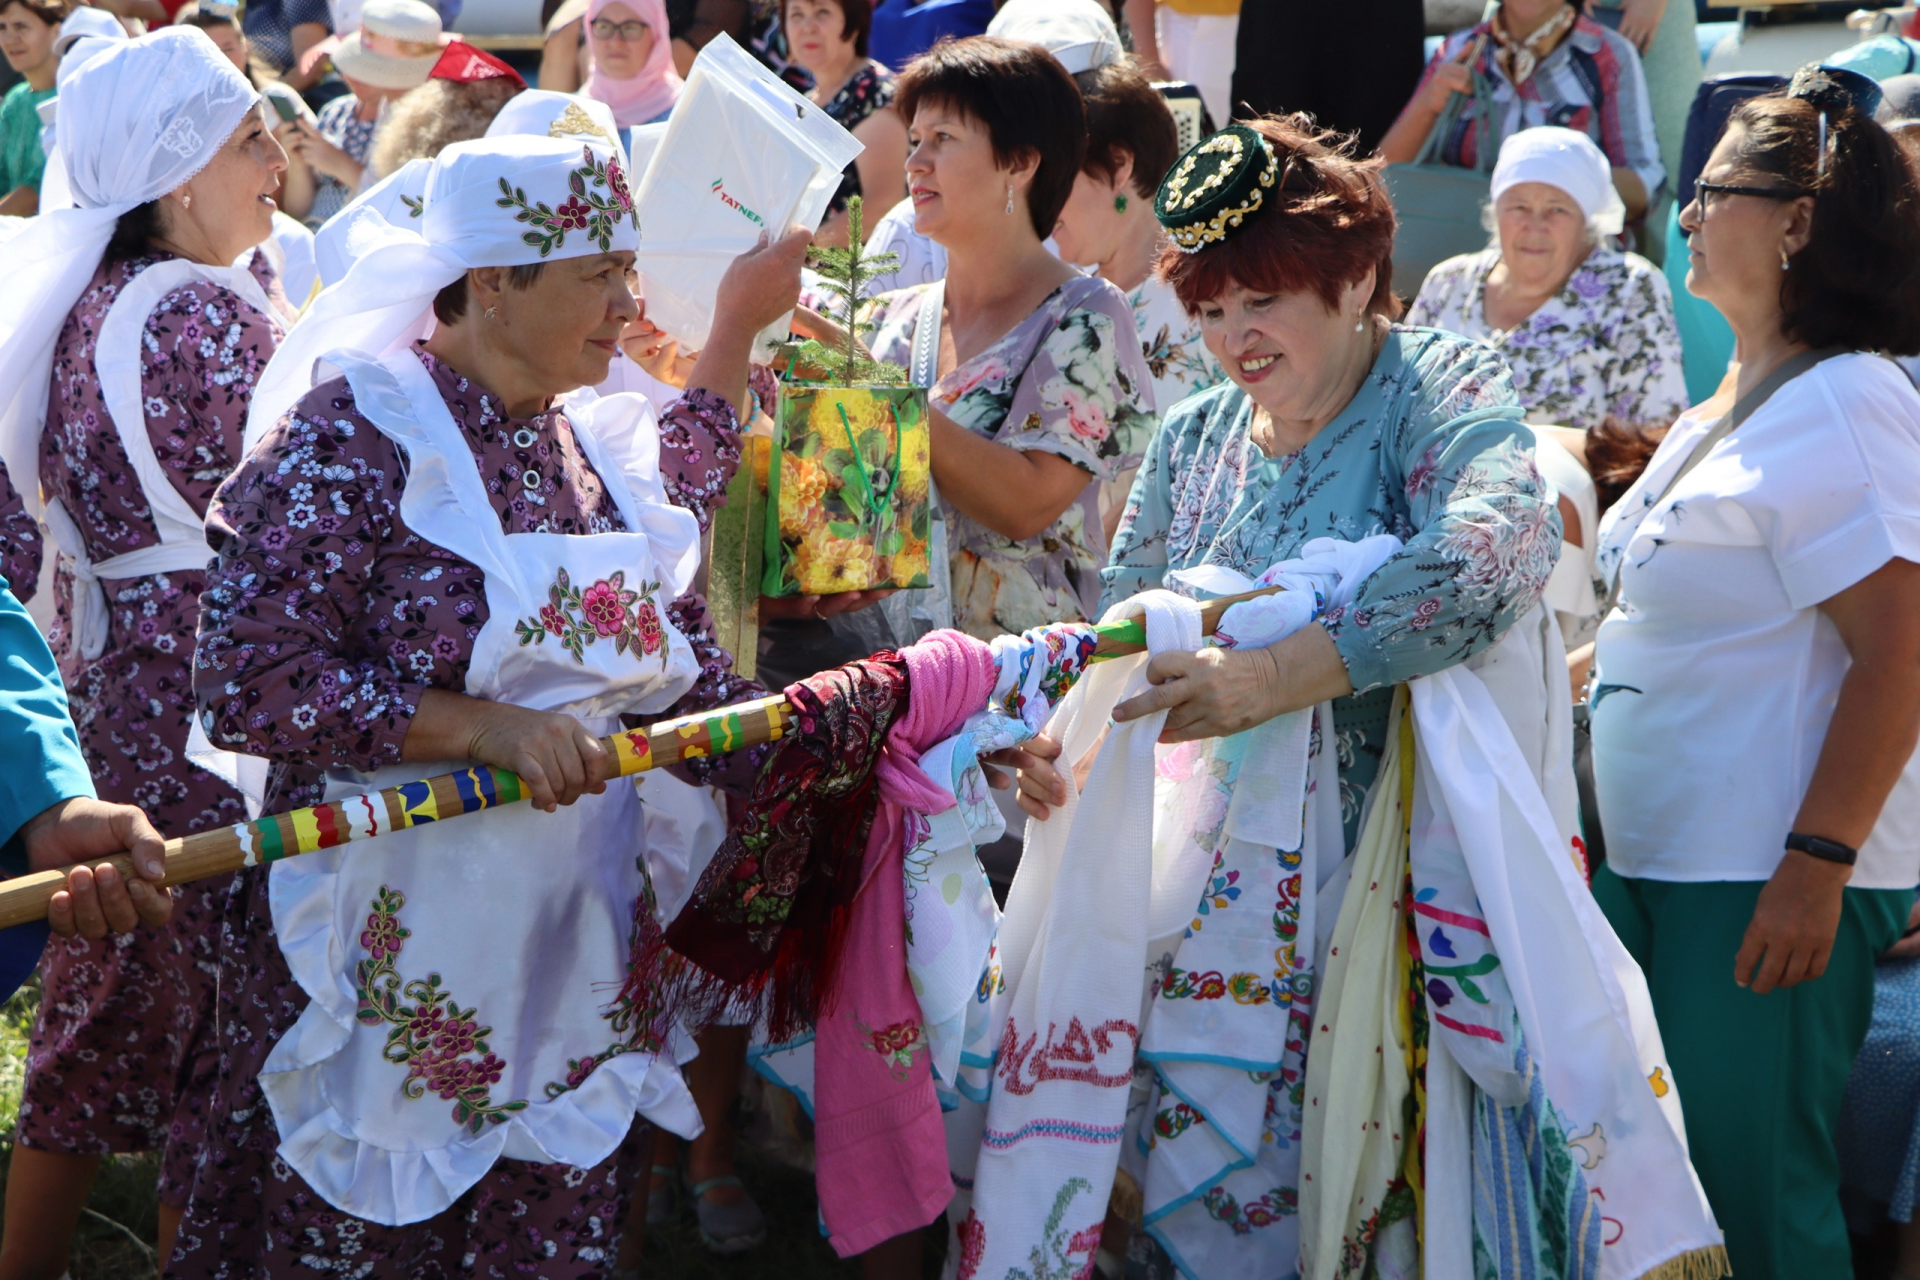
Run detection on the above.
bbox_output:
[834,400,903,533]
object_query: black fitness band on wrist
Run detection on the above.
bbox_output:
[1786,831,1859,866]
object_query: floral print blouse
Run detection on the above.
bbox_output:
[1407,245,1689,432]
[821,61,895,216]
[193,348,767,802]
[862,275,1157,638]
[1103,326,1560,831]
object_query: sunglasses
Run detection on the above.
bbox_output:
[590,18,650,41]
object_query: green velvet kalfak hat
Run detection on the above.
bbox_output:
[1154,124,1279,254]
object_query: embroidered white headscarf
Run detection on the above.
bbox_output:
[313,91,625,289]
[248,133,642,449]
[0,25,256,519]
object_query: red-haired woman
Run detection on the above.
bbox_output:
[1019,114,1566,1274]
[1100,116,1558,755]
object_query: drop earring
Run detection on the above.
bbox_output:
[1354,319,1365,332]
[1005,183,1015,216]
[181,193,192,210]
[1114,193,1128,213]
[1779,246,1791,271]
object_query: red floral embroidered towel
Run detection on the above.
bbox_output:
[814,629,996,1257]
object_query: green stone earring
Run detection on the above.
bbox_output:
[1115,194,1128,213]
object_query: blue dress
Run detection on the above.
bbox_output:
[1102,325,1560,834]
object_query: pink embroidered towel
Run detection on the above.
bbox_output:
[813,628,996,1257]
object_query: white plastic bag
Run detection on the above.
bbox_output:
[631,33,861,358]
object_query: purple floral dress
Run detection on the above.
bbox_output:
[0,464,41,599]
[18,250,286,1207]
[170,348,768,1276]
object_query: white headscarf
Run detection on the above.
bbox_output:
[1490,125,1626,239]
[0,26,256,519]
[314,92,628,291]
[249,133,642,448]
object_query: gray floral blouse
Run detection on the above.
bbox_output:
[1407,245,1689,432]
[1103,326,1560,829]
[862,275,1157,638]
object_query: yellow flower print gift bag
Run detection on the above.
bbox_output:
[762,384,932,597]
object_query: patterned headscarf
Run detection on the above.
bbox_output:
[1490,1,1575,87]
[247,133,641,447]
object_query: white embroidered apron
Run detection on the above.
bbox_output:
[260,349,707,1226]
[41,258,274,656]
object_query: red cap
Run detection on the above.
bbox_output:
[429,41,527,86]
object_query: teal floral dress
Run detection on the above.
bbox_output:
[1103,325,1560,830]
[863,275,1157,639]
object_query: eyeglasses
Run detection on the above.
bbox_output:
[589,18,650,41]
[1691,179,1809,211]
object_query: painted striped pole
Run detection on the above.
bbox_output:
[0,585,1279,929]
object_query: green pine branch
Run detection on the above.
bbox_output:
[785,194,908,387]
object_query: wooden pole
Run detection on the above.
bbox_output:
[0,585,1284,929]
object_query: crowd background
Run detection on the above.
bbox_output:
[7,0,1920,1278]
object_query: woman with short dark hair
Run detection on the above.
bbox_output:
[1588,65,1920,1278]
[784,0,907,247]
[862,35,1156,642]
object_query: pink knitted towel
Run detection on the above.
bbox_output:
[813,628,996,1257]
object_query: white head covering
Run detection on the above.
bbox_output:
[315,92,627,291]
[1490,125,1626,238]
[484,88,627,167]
[0,26,257,519]
[55,6,127,56]
[986,0,1123,75]
[250,133,641,448]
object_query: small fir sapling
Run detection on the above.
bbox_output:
[780,195,909,386]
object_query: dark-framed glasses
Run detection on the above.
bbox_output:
[1692,179,1809,210]
[590,18,649,41]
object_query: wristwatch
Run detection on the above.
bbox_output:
[1786,831,1858,866]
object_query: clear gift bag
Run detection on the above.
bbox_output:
[630,34,862,359]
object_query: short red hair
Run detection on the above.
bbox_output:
[1159,114,1402,320]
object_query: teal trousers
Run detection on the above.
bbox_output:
[1595,868,1910,1279]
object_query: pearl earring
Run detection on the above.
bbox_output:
[1354,319,1365,333]
[1779,246,1791,271]
[1005,183,1015,216]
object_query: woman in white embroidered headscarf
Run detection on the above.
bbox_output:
[1407,125,1689,433]
[171,132,807,1275]
[0,26,300,1276]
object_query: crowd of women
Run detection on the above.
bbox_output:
[1,0,1919,1277]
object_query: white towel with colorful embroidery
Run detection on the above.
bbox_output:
[1408,663,1724,1279]
[942,592,1205,1280]
[1115,535,1401,1280]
